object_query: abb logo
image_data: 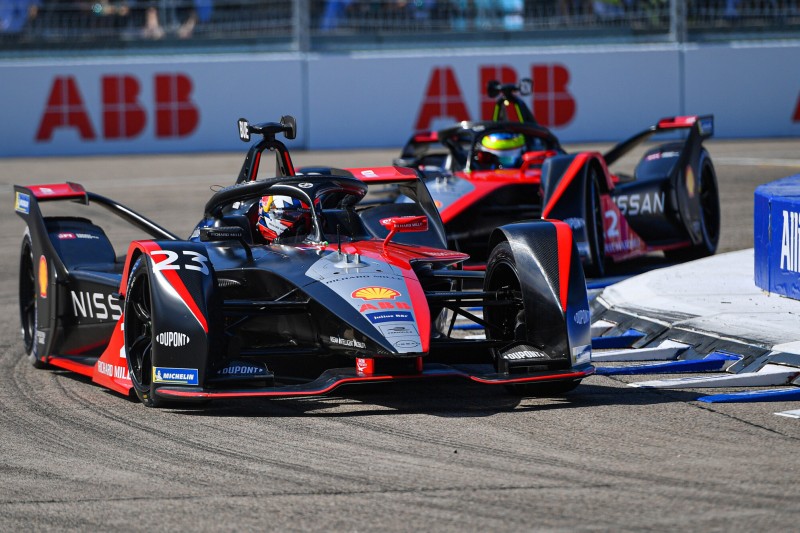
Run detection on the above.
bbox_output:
[415,64,576,131]
[36,74,199,141]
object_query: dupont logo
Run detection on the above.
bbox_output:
[352,286,400,301]
[156,331,190,347]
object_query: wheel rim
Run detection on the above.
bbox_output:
[485,260,524,345]
[125,269,153,391]
[19,243,36,354]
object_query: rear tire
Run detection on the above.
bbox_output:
[666,157,720,262]
[19,231,46,368]
[484,241,582,397]
[123,258,165,408]
[584,166,606,278]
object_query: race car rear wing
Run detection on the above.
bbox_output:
[15,183,179,242]
[603,114,714,166]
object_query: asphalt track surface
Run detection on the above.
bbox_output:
[1,140,800,531]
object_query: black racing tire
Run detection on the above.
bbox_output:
[19,231,46,368]
[584,165,606,279]
[665,155,720,262]
[484,241,525,364]
[484,241,582,397]
[123,257,166,408]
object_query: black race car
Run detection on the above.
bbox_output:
[15,116,593,408]
[395,80,721,277]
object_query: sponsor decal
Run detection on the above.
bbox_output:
[15,192,30,214]
[97,361,130,380]
[298,182,313,189]
[686,165,696,199]
[36,330,46,345]
[156,331,190,347]
[502,350,546,360]
[71,291,122,320]
[378,324,419,337]
[563,217,585,230]
[329,336,366,349]
[57,233,76,239]
[355,358,373,375]
[573,309,590,325]
[781,209,800,273]
[360,170,378,178]
[352,286,400,301]
[217,363,267,376]
[613,192,665,216]
[153,367,199,385]
[359,301,411,313]
[394,339,420,349]
[38,256,47,299]
[367,311,414,324]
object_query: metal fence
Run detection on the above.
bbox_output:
[1,0,798,52]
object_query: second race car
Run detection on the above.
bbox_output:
[14,116,594,408]
[394,79,721,277]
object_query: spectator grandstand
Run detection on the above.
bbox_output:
[0,0,797,52]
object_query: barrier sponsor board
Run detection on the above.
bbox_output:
[754,175,800,300]
[0,43,798,156]
[0,55,304,156]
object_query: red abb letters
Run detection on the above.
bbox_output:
[531,64,575,128]
[414,67,471,131]
[36,73,199,142]
[416,64,576,132]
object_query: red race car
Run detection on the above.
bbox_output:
[394,79,720,278]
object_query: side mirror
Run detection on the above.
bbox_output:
[238,118,250,142]
[520,150,558,172]
[379,215,429,248]
[200,226,252,261]
[280,115,297,140]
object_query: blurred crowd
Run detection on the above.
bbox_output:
[1,0,797,44]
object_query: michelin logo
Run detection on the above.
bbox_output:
[153,367,199,385]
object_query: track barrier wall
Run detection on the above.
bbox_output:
[1,41,799,157]
[755,175,800,300]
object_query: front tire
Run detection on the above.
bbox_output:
[123,257,164,407]
[484,241,582,397]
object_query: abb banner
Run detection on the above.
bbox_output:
[0,43,798,156]
[0,56,304,156]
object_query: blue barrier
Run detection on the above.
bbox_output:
[754,174,800,300]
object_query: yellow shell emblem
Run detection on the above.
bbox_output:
[352,286,400,301]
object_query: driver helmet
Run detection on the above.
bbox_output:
[479,132,525,168]
[256,195,310,243]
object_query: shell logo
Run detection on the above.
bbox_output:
[352,286,400,301]
[38,255,48,299]
[686,165,696,199]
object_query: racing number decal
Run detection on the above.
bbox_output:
[151,250,210,275]
[604,209,619,239]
